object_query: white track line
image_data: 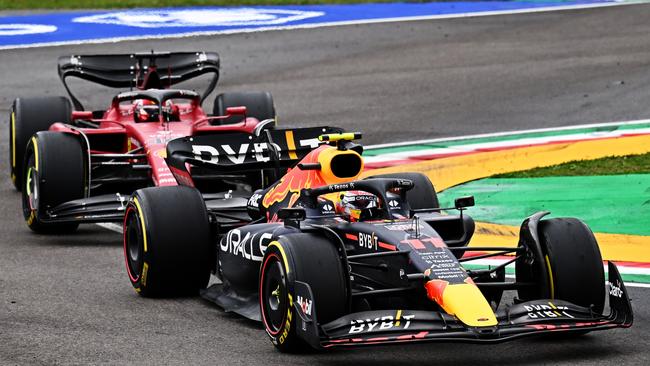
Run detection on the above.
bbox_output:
[366,118,650,149]
[0,1,643,50]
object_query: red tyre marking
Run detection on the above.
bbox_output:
[259,252,286,336]
[123,205,140,283]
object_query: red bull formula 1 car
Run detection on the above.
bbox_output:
[123,132,633,352]
[9,51,276,233]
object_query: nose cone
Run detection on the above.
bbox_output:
[425,279,497,327]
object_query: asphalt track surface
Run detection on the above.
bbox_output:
[1,4,650,365]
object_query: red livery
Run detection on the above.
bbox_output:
[9,51,276,233]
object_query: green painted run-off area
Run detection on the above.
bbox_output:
[438,174,650,236]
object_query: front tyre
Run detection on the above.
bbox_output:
[260,234,348,352]
[123,186,212,297]
[22,132,85,234]
[516,217,605,314]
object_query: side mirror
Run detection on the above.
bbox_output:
[72,111,93,120]
[225,106,247,116]
[277,208,306,220]
[455,196,475,209]
[278,208,306,228]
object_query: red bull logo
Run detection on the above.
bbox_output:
[262,146,328,209]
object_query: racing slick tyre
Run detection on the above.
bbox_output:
[22,132,85,234]
[260,234,348,353]
[123,186,212,297]
[9,96,72,191]
[367,172,440,210]
[213,91,276,126]
[516,218,605,315]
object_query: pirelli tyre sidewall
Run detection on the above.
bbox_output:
[259,242,298,351]
[260,234,347,352]
[22,131,84,234]
[123,186,212,297]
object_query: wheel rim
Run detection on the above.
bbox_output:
[25,166,38,209]
[124,208,144,282]
[22,154,39,220]
[261,254,288,335]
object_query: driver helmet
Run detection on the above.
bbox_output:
[134,99,160,122]
[337,190,380,222]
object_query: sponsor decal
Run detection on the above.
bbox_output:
[330,183,355,191]
[248,192,263,208]
[148,131,184,144]
[346,232,396,251]
[348,312,415,334]
[141,262,149,287]
[73,8,324,28]
[154,148,167,158]
[609,280,623,298]
[192,143,272,165]
[388,199,400,209]
[358,232,378,250]
[525,303,575,319]
[278,294,294,344]
[262,166,324,209]
[320,202,335,215]
[418,249,467,282]
[221,229,273,262]
[297,295,312,316]
[384,222,418,231]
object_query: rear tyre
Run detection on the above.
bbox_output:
[123,186,212,297]
[213,91,276,126]
[214,91,278,189]
[22,132,84,234]
[367,172,439,210]
[9,96,72,191]
[260,234,347,352]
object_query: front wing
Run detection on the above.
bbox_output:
[292,262,633,349]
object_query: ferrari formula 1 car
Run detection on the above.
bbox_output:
[9,51,277,233]
[123,132,633,352]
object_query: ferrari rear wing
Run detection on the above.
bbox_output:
[57,51,220,110]
[165,126,344,187]
[293,261,633,349]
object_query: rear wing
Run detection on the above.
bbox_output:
[57,51,220,110]
[166,126,343,187]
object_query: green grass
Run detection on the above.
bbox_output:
[494,152,650,178]
[0,0,427,10]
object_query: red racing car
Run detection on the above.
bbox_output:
[9,51,277,233]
